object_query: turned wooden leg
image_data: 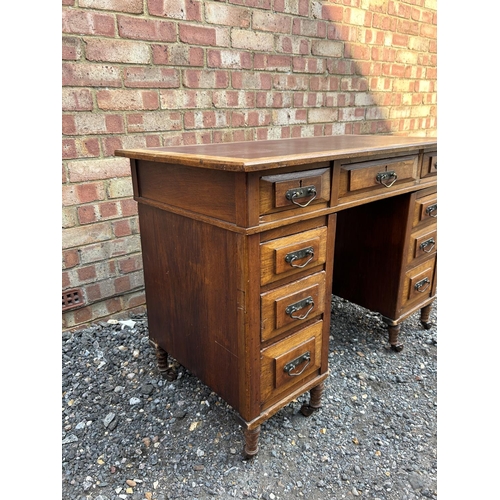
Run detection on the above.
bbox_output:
[243,425,261,460]
[300,381,325,417]
[388,324,404,352]
[155,345,177,381]
[420,303,433,330]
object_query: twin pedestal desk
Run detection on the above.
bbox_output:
[116,135,437,458]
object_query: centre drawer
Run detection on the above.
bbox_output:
[260,321,323,406]
[337,154,419,200]
[260,226,328,286]
[261,272,326,342]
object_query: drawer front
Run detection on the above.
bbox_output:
[413,193,437,227]
[401,257,436,308]
[338,155,419,199]
[260,166,331,216]
[260,321,323,404]
[408,225,437,264]
[260,226,328,286]
[261,272,326,342]
[421,151,437,179]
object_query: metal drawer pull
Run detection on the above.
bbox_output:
[376,170,398,188]
[420,238,435,253]
[414,277,430,293]
[284,351,311,377]
[426,204,437,218]
[285,296,314,320]
[285,185,317,207]
[285,247,314,268]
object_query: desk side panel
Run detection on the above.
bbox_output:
[138,204,242,409]
[135,160,238,223]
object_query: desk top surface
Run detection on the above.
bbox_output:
[115,134,437,172]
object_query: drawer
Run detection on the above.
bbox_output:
[260,226,328,286]
[421,151,437,179]
[260,321,323,405]
[261,272,326,342]
[259,165,331,216]
[408,225,437,264]
[413,192,437,227]
[401,257,436,308]
[337,154,419,199]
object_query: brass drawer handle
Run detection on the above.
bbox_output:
[284,247,314,268]
[376,170,398,188]
[414,277,430,293]
[426,204,437,218]
[420,238,435,253]
[285,296,314,320]
[285,185,317,207]
[283,351,311,377]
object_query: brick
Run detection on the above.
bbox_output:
[232,72,272,90]
[207,50,252,70]
[117,15,176,42]
[62,89,93,111]
[231,110,271,127]
[184,110,230,129]
[205,3,251,27]
[321,5,343,21]
[254,54,292,72]
[148,0,202,21]
[62,182,106,206]
[179,24,217,46]
[253,11,291,33]
[108,178,133,199]
[311,40,343,58]
[62,62,122,87]
[63,207,78,228]
[62,221,113,249]
[292,18,327,38]
[272,109,306,126]
[63,249,80,269]
[64,112,124,135]
[231,29,274,52]
[338,107,366,121]
[62,10,115,36]
[344,43,371,60]
[113,219,133,238]
[63,138,101,160]
[77,264,97,282]
[85,39,150,64]
[228,0,271,9]
[120,199,138,217]
[62,37,82,61]
[212,90,255,109]
[127,111,182,133]
[122,291,146,310]
[274,0,309,16]
[160,89,213,109]
[308,107,338,123]
[153,45,204,66]
[67,157,131,182]
[276,36,309,55]
[97,89,159,110]
[79,0,143,12]
[78,205,98,224]
[62,115,76,135]
[118,255,143,274]
[183,70,229,89]
[273,74,309,91]
[292,57,325,73]
[124,67,180,88]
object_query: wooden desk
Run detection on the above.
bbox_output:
[116,135,437,458]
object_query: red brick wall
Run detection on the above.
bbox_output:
[62,0,437,331]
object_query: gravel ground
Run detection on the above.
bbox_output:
[62,295,437,500]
